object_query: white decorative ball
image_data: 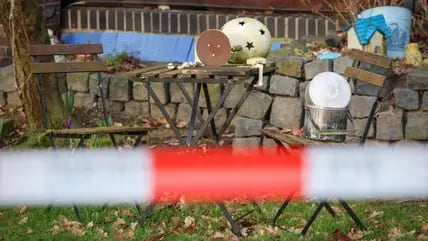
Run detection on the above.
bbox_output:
[308,72,351,108]
[221,17,271,64]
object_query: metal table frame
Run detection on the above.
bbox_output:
[135,65,276,236]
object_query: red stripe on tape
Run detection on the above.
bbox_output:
[151,147,304,202]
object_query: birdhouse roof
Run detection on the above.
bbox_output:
[346,14,391,45]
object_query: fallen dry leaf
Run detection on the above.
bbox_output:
[97,227,108,238]
[369,210,384,219]
[57,215,85,237]
[105,216,113,223]
[114,229,135,240]
[113,217,127,230]
[389,227,404,239]
[213,231,225,239]
[143,233,165,241]
[27,228,33,234]
[18,216,28,225]
[417,234,427,240]
[86,221,94,229]
[130,222,138,231]
[422,222,428,232]
[184,216,195,229]
[171,216,181,228]
[119,208,134,218]
[176,120,188,128]
[18,206,27,215]
[332,229,353,241]
[347,226,364,240]
[51,224,62,235]
[70,226,85,237]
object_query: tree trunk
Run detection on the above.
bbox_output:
[0,0,67,132]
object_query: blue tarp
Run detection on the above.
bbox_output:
[61,32,281,63]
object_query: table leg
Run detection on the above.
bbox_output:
[218,76,257,137]
[176,83,210,134]
[191,84,233,145]
[202,83,219,143]
[187,83,201,145]
[144,82,186,144]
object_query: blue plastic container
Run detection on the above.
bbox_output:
[359,6,412,59]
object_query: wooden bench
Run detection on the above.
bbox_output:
[28,44,151,148]
[263,49,393,235]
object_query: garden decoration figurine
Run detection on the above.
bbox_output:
[345,14,391,55]
[195,17,272,86]
[404,43,423,67]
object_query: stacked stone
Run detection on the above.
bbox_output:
[1,62,427,144]
[398,67,428,141]
[0,65,21,108]
[67,72,236,132]
[66,72,153,118]
[232,57,428,149]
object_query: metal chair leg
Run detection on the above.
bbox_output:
[324,202,337,218]
[134,133,144,147]
[109,134,118,148]
[138,201,157,226]
[73,202,82,222]
[251,201,266,220]
[300,202,325,236]
[134,202,142,216]
[217,202,242,237]
[272,199,291,227]
[338,199,365,231]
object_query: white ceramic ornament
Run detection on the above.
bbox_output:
[308,72,351,108]
[221,17,271,64]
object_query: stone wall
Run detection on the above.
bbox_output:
[233,61,428,148]
[1,63,427,144]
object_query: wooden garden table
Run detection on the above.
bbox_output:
[132,64,276,236]
[134,64,277,145]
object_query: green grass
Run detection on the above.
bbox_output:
[1,200,427,240]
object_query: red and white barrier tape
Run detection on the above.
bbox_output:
[0,145,427,205]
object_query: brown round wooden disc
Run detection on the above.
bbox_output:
[196,29,231,66]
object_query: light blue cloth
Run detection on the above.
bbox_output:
[317,51,341,60]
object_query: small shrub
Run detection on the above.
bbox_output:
[104,51,129,67]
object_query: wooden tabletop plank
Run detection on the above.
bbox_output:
[159,69,182,78]
[182,66,254,76]
[130,64,168,76]
[141,68,173,77]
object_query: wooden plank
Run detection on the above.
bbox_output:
[28,44,103,56]
[48,126,151,136]
[30,62,108,73]
[182,66,254,76]
[135,64,168,75]
[344,67,385,87]
[159,69,182,78]
[342,49,392,69]
[141,68,172,77]
[262,129,318,146]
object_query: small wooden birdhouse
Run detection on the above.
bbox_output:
[345,15,391,55]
